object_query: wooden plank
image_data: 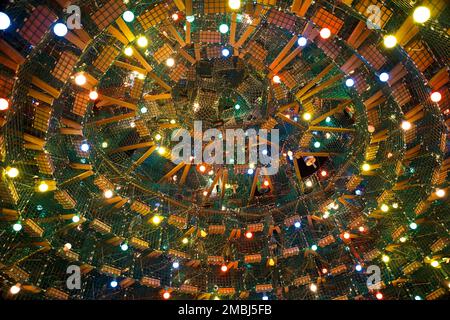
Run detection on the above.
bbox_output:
[92,112,136,126]
[109,141,154,154]
[308,125,355,133]
[114,60,147,75]
[158,162,185,183]
[98,94,138,110]
[28,89,54,105]
[269,35,298,70]
[129,146,157,172]
[116,17,136,42]
[180,163,191,186]
[60,128,83,135]
[107,25,129,45]
[310,100,351,125]
[143,93,172,101]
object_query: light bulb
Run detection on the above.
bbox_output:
[0,12,11,30]
[379,72,389,82]
[320,28,331,39]
[401,120,412,130]
[137,36,148,48]
[221,265,228,272]
[0,98,9,110]
[310,283,317,292]
[383,35,397,48]
[345,78,354,87]
[72,215,80,223]
[431,260,439,268]
[166,58,175,67]
[74,74,87,86]
[38,182,49,192]
[222,48,230,57]
[409,222,417,230]
[382,255,390,263]
[247,168,254,175]
[362,163,371,172]
[13,222,22,232]
[10,285,21,295]
[186,16,195,23]
[199,165,206,173]
[297,37,307,46]
[355,264,362,272]
[172,13,179,21]
[53,23,68,37]
[272,75,281,84]
[120,243,128,251]
[80,143,90,152]
[430,91,441,102]
[314,141,321,148]
[110,280,118,288]
[311,245,318,251]
[413,6,431,23]
[343,232,351,239]
[303,113,312,121]
[380,204,389,212]
[228,0,241,10]
[163,291,171,299]
[89,91,98,100]
[123,11,135,23]
[104,189,113,198]
[172,261,180,269]
[435,189,446,198]
[294,221,301,228]
[124,47,133,56]
[245,231,253,239]
[140,106,148,114]
[6,167,19,178]
[219,24,229,34]
[152,215,162,225]
[102,141,108,148]
[182,237,189,244]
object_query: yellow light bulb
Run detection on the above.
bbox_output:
[200,230,207,238]
[5,167,19,178]
[124,47,133,56]
[430,260,439,268]
[152,215,162,225]
[362,163,371,172]
[137,36,148,48]
[383,35,397,48]
[157,147,166,155]
[303,113,312,121]
[228,0,241,10]
[413,6,431,23]
[268,258,275,266]
[38,182,49,193]
[182,237,189,244]
[380,204,389,212]
[74,73,87,86]
[382,255,390,263]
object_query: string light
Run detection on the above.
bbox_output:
[314,141,321,148]
[199,165,206,173]
[172,261,180,269]
[102,141,108,148]
[72,215,80,223]
[382,255,390,263]
[362,163,371,172]
[38,181,49,193]
[5,167,19,178]
[120,242,129,251]
[311,245,318,251]
[430,92,441,102]
[53,23,68,37]
[263,180,270,187]
[414,295,422,300]
[294,221,301,228]
[182,237,189,244]
[219,24,229,33]
[0,12,11,30]
[157,147,167,155]
[380,204,389,212]
[303,113,312,121]
[110,280,118,288]
[268,258,275,266]
[64,243,72,251]
[137,36,148,47]
[247,168,254,175]
[262,295,269,300]
[343,232,351,240]
[355,264,362,272]
[74,73,87,86]
[272,75,281,84]
[359,226,365,232]
[171,13,179,21]
[245,231,253,239]
[413,6,431,23]
[320,170,327,177]
[409,222,418,230]
[383,35,397,48]
[104,189,113,199]
[221,265,228,272]
[297,37,307,46]
[0,98,9,110]
[376,292,383,300]
[234,104,241,110]
[322,268,328,274]
[186,16,195,23]
[399,236,407,243]
[319,28,331,39]
[310,283,318,292]
[305,180,313,187]
[228,0,241,10]
[123,11,135,22]
[163,291,171,299]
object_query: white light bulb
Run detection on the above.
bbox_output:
[53,23,68,37]
[297,37,307,47]
[0,12,11,30]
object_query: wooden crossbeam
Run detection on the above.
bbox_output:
[114,61,147,75]
[59,170,95,187]
[0,38,25,71]
[220,169,228,199]
[60,128,83,135]
[148,72,172,92]
[143,93,172,101]
[296,63,334,99]
[92,112,136,126]
[180,163,191,186]
[300,73,344,102]
[248,167,261,203]
[107,25,129,45]
[28,89,54,105]
[179,48,196,65]
[98,94,137,110]
[234,5,263,49]
[310,100,351,125]
[133,48,153,72]
[230,13,237,46]
[109,141,154,154]
[31,77,60,98]
[294,151,336,158]
[277,113,307,130]
[158,162,185,183]
[205,169,222,198]
[269,35,298,71]
[128,146,157,173]
[70,163,93,170]
[185,21,191,44]
[65,31,89,50]
[166,22,186,47]
[271,46,301,76]
[308,126,355,133]
[293,157,304,193]
[116,17,135,42]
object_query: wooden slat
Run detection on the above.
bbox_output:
[116,17,136,42]
[109,141,154,154]
[92,112,136,125]
[114,60,147,75]
[308,126,355,133]
[129,146,157,172]
[98,94,138,110]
